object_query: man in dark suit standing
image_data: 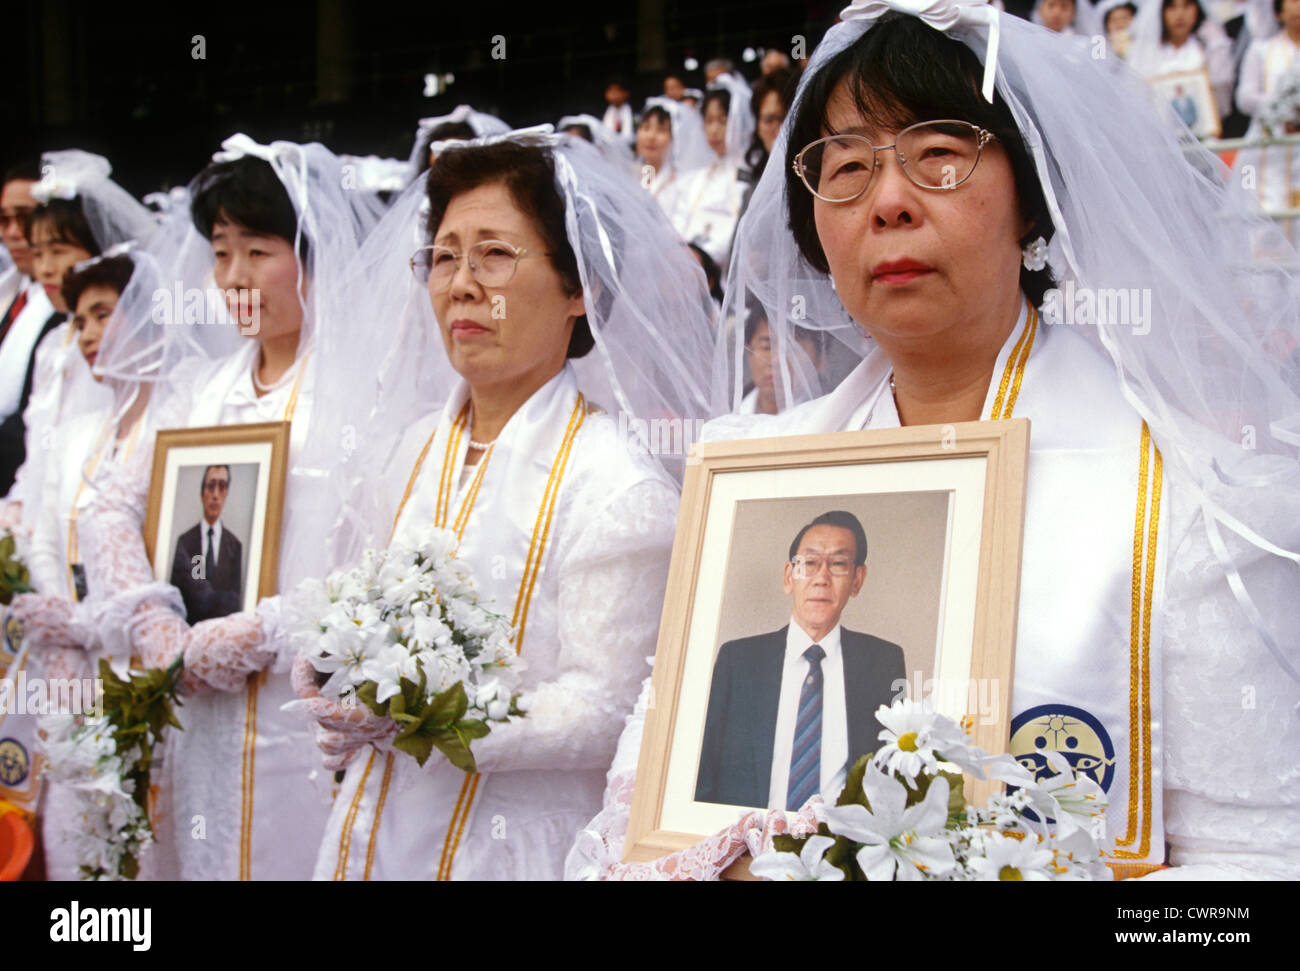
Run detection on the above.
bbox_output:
[695,510,906,810]
[170,464,243,624]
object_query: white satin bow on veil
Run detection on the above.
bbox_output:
[839,0,1002,102]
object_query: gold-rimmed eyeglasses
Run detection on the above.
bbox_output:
[792,119,996,203]
[410,239,552,292]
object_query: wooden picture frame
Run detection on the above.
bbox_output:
[625,419,1030,877]
[143,421,290,625]
[1149,68,1220,140]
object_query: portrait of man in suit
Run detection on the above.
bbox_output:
[169,463,244,625]
[695,509,906,810]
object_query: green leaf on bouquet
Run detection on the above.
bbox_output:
[824,834,860,880]
[429,727,476,772]
[771,833,805,854]
[0,530,32,605]
[837,753,875,810]
[355,679,384,718]
[424,681,470,728]
[391,729,436,766]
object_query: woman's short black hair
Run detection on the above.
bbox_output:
[413,120,480,175]
[1276,0,1285,16]
[562,123,595,143]
[2,158,41,190]
[638,105,673,133]
[745,68,797,176]
[62,253,134,314]
[190,155,308,264]
[425,141,593,358]
[25,198,100,255]
[1104,2,1139,28]
[702,88,731,117]
[784,14,1057,307]
[688,242,724,303]
[1162,0,1206,40]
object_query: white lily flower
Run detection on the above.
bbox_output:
[750,835,846,881]
[361,643,422,703]
[968,832,1056,881]
[1025,750,1108,837]
[825,768,956,880]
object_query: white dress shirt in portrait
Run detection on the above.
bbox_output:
[767,618,849,809]
[200,518,224,565]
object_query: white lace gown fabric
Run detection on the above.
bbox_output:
[313,369,679,880]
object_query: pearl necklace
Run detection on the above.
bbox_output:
[251,363,289,393]
[467,407,496,450]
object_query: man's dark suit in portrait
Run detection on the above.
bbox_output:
[170,464,243,624]
[695,510,906,810]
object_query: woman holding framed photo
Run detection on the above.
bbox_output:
[572,0,1300,880]
[15,135,386,880]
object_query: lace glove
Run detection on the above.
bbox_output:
[8,594,94,652]
[291,652,398,771]
[35,645,90,684]
[182,612,277,692]
[592,792,824,881]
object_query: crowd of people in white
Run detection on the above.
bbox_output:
[0,0,1296,882]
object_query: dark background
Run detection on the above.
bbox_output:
[5,0,876,196]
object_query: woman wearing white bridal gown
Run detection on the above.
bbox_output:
[291,128,716,880]
[16,134,386,880]
[659,74,754,267]
[570,0,1300,881]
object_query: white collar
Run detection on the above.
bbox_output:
[785,618,843,663]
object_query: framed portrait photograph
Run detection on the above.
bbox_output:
[625,420,1030,875]
[143,421,290,626]
[1149,69,1220,140]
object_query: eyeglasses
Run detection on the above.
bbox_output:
[792,120,995,203]
[0,207,34,231]
[203,480,230,493]
[790,554,855,577]
[410,240,552,292]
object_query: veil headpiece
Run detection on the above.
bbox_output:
[32,149,157,252]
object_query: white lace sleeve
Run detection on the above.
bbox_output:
[470,476,678,775]
[564,670,655,879]
[25,460,63,596]
[1143,483,1300,880]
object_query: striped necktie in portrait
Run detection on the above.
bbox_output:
[786,643,825,811]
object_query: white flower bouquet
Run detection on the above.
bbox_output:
[1260,63,1300,137]
[287,525,522,771]
[750,699,1111,881]
[39,657,183,880]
